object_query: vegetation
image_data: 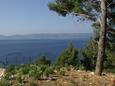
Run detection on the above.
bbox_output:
[82,6,115,71]
[6,64,15,73]
[48,0,115,75]
[0,0,115,86]
[1,63,115,86]
[82,39,98,70]
[82,34,115,72]
[35,56,51,65]
[56,42,78,66]
[0,79,11,86]
[0,42,114,86]
[28,81,37,86]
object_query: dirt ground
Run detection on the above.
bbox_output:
[23,70,115,86]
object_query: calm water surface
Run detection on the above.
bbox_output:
[0,38,89,66]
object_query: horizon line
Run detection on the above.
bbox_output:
[0,32,92,36]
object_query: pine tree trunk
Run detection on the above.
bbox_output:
[95,0,107,76]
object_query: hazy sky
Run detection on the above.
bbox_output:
[0,0,92,35]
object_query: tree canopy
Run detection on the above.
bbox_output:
[48,0,115,21]
[48,0,115,75]
[56,43,78,66]
[48,0,101,21]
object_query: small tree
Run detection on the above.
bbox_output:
[35,56,51,65]
[56,43,78,66]
[82,39,98,70]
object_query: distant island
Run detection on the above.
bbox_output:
[0,33,92,40]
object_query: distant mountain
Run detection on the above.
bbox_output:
[0,33,92,40]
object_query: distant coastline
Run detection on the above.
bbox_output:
[0,33,92,40]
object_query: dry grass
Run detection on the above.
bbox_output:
[11,69,115,86]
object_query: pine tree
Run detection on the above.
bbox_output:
[56,43,78,66]
[82,39,98,70]
[48,0,115,75]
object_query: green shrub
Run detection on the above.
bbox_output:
[37,65,48,72]
[0,79,11,86]
[16,75,22,83]
[35,56,51,65]
[6,64,15,73]
[32,71,42,80]
[43,67,54,77]
[28,81,37,86]
[16,66,30,75]
[29,66,45,80]
[15,65,23,70]
[3,73,10,80]
[29,65,55,79]
[59,70,65,76]
[28,70,36,77]
[56,43,78,66]
[78,64,85,70]
[52,65,61,71]
[21,67,30,74]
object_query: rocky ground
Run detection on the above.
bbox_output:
[1,68,115,86]
[19,70,115,86]
[33,70,115,86]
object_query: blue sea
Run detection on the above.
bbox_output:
[0,38,89,66]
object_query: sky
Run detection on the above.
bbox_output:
[0,0,92,35]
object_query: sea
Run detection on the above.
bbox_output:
[0,37,90,67]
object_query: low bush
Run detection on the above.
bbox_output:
[32,71,42,80]
[52,65,61,71]
[43,67,54,77]
[28,69,36,77]
[28,81,37,86]
[78,64,85,70]
[37,65,48,72]
[16,66,30,75]
[3,73,10,80]
[16,75,22,83]
[6,64,15,73]
[35,56,51,65]
[0,79,11,86]
[59,70,65,76]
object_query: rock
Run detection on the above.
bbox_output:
[9,75,14,80]
[70,68,74,71]
[89,83,92,85]
[64,81,67,84]
[0,68,5,80]
[54,70,58,73]
[90,72,94,75]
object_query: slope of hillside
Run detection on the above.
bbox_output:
[3,68,114,86]
[30,70,115,86]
